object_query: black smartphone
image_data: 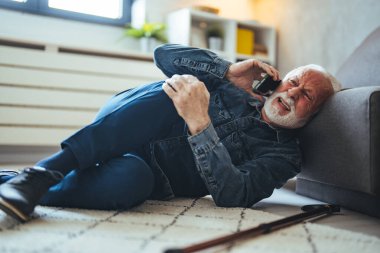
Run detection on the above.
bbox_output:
[252,74,281,96]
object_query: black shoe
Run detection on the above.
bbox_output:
[0,170,19,184]
[0,166,63,222]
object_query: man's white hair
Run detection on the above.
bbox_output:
[284,64,342,93]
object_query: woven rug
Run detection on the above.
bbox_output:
[0,197,379,253]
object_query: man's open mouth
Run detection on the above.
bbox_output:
[278,97,291,111]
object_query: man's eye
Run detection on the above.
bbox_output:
[304,92,312,101]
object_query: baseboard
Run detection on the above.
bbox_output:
[296,177,380,218]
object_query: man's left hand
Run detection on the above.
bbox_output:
[163,74,211,135]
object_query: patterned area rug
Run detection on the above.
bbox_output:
[0,197,379,253]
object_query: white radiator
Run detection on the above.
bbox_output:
[0,40,165,164]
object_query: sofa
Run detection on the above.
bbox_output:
[296,26,380,218]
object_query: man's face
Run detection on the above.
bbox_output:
[262,67,334,129]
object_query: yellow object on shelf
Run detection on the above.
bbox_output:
[236,28,254,55]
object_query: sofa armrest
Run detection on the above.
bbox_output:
[299,86,380,195]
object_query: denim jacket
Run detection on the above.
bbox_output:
[149,44,301,207]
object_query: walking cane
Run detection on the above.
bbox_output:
[164,204,340,253]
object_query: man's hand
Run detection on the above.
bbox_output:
[163,74,211,135]
[226,59,280,94]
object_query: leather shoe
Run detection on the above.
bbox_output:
[0,166,63,222]
[0,170,19,184]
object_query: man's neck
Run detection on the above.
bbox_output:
[250,91,265,103]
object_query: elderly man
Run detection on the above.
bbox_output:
[0,44,340,222]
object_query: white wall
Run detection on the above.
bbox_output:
[144,0,380,76]
[253,0,380,75]
[1,0,379,76]
[143,0,255,22]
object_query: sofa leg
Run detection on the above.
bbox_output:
[296,178,380,218]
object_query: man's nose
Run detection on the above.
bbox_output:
[287,86,302,99]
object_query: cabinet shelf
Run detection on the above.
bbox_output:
[167,8,276,66]
[236,53,270,63]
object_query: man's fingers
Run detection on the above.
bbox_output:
[166,76,189,91]
[182,74,199,82]
[165,75,203,101]
[256,61,280,80]
[268,66,280,80]
[261,63,275,78]
[162,82,177,98]
[267,67,280,80]
[165,79,177,92]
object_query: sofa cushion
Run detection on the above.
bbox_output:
[336,26,380,89]
[299,87,380,195]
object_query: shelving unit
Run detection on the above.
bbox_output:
[167,8,276,66]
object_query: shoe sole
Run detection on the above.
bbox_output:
[0,197,29,222]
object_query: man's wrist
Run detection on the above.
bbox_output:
[187,118,211,135]
[225,65,234,82]
[187,123,219,154]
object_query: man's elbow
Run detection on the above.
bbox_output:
[153,43,177,78]
[213,193,259,208]
[214,199,257,208]
[153,44,167,67]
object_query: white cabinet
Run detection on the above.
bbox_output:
[167,8,277,66]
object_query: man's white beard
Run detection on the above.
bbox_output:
[263,91,306,129]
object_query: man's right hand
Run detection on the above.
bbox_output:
[226,59,280,94]
[162,75,211,135]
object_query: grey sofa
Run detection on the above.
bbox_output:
[296,26,380,218]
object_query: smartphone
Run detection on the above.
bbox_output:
[252,74,281,96]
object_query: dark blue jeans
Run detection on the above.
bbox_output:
[39,154,154,210]
[39,81,183,210]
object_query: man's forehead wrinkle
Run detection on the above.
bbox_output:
[301,70,327,88]
[312,77,333,107]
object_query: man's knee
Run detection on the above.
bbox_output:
[107,154,154,208]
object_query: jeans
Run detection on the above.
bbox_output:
[0,151,155,211]
[40,81,183,209]
[39,154,154,210]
